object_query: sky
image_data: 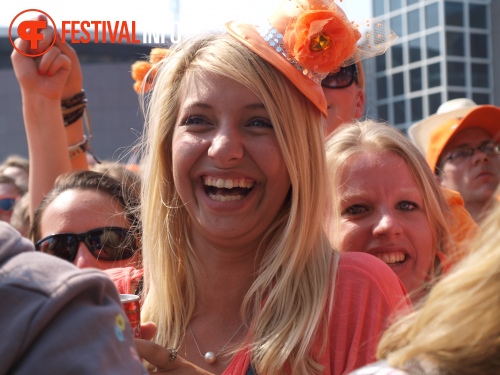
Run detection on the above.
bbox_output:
[1,0,372,38]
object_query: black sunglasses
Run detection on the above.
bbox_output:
[321,64,359,89]
[35,226,138,263]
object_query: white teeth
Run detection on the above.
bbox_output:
[375,252,406,265]
[203,176,255,189]
[209,194,244,202]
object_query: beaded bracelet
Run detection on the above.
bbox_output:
[68,135,90,159]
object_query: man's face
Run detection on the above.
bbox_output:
[321,64,365,135]
[437,127,500,211]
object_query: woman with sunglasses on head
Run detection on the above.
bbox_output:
[30,170,141,273]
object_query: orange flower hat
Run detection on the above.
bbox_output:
[226,0,398,116]
[131,48,170,94]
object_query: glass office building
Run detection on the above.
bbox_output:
[366,0,499,131]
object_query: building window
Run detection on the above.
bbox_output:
[470,34,488,58]
[409,38,421,63]
[446,31,464,56]
[445,1,463,26]
[425,3,439,29]
[469,4,487,29]
[471,63,489,88]
[393,100,406,125]
[408,9,420,35]
[426,32,440,58]
[392,44,404,67]
[428,62,441,88]
[376,55,386,72]
[374,0,385,17]
[448,91,467,100]
[428,93,442,114]
[390,0,402,11]
[377,104,389,122]
[391,15,403,37]
[447,62,465,86]
[411,97,423,121]
[377,76,388,99]
[408,0,419,5]
[393,72,404,96]
[472,93,490,104]
[410,68,422,92]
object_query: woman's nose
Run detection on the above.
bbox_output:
[372,211,402,238]
[207,124,244,166]
[74,241,102,269]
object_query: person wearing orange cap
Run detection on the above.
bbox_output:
[409,99,500,223]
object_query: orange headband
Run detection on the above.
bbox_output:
[226,0,396,116]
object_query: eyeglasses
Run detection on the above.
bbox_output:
[321,64,359,89]
[444,142,500,162]
[35,226,138,263]
[0,196,17,213]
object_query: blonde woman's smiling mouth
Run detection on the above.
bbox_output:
[202,176,255,202]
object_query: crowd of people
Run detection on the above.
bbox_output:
[2,0,499,374]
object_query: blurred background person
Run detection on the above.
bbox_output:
[409,98,500,223]
[321,61,365,135]
[0,154,30,194]
[0,174,25,224]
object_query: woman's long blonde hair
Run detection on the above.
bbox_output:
[377,200,500,375]
[325,121,453,290]
[139,32,338,374]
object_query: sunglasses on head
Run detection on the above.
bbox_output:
[321,64,359,89]
[0,196,17,212]
[35,226,138,263]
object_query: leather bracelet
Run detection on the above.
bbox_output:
[62,90,86,110]
[64,106,85,127]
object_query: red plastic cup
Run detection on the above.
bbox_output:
[120,294,141,338]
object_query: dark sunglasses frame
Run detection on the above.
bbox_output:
[0,196,17,212]
[321,64,359,89]
[35,226,138,263]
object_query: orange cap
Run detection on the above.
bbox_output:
[426,105,500,171]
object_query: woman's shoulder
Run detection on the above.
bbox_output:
[337,252,407,291]
[334,252,411,312]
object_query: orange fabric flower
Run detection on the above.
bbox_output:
[283,9,361,74]
[131,61,154,93]
[149,48,170,64]
[131,48,170,93]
